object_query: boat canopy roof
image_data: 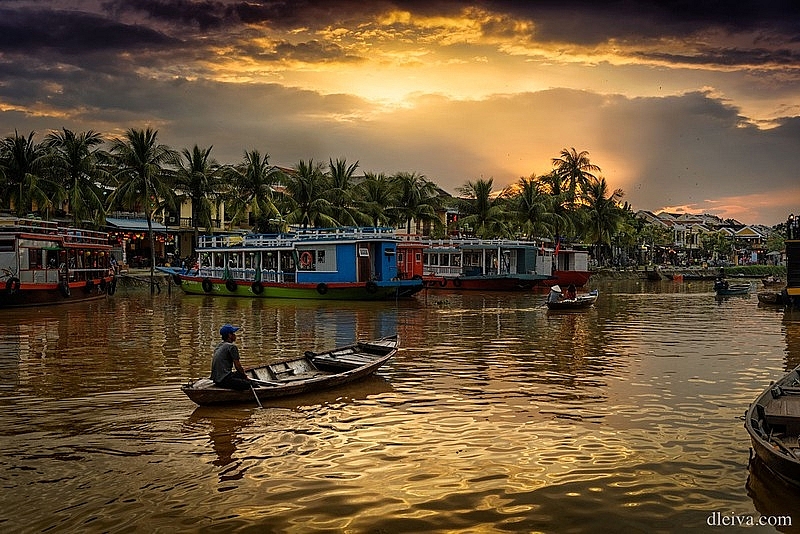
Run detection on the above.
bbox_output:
[198,227,399,249]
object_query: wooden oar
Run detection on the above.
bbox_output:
[250,383,263,408]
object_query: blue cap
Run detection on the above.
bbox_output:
[220,324,240,338]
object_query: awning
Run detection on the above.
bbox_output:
[106,217,167,232]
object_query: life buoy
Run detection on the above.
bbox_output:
[60,281,71,298]
[5,277,20,293]
[84,279,94,293]
[300,251,313,269]
[316,283,328,295]
[172,273,182,285]
[365,281,378,294]
[439,279,447,287]
[202,278,213,293]
[453,278,462,287]
[251,281,264,294]
[225,279,238,292]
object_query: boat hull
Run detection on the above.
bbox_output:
[182,335,398,405]
[0,276,116,308]
[545,290,598,310]
[423,274,551,291]
[175,276,422,300]
[745,365,800,489]
[538,270,592,288]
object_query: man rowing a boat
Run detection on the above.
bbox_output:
[211,324,253,390]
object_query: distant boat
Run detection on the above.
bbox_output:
[714,279,751,296]
[397,238,554,291]
[182,335,398,406]
[745,363,800,488]
[0,217,116,308]
[169,227,423,300]
[545,286,598,310]
[762,276,784,289]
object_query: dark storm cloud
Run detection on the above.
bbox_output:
[488,0,800,44]
[101,0,235,30]
[0,7,177,54]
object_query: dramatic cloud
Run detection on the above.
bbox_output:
[1,0,799,225]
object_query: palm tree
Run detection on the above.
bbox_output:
[503,175,554,240]
[174,145,225,249]
[391,171,441,234]
[581,176,625,266]
[327,158,368,226]
[454,178,510,238]
[225,150,283,233]
[353,172,398,227]
[106,127,179,293]
[551,147,600,202]
[43,128,108,226]
[283,159,337,228]
[0,130,55,217]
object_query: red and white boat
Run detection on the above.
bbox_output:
[0,218,116,307]
[537,246,592,287]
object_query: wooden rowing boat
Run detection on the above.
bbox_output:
[714,280,751,296]
[182,335,398,406]
[546,289,598,310]
[745,364,800,488]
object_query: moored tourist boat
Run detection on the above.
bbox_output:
[182,335,398,405]
[745,364,800,488]
[172,227,423,300]
[398,238,554,290]
[0,218,116,307]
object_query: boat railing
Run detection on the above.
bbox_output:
[426,265,462,277]
[198,227,399,249]
[197,266,297,284]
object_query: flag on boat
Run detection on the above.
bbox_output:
[554,240,560,256]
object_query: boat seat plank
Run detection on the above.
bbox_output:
[765,397,800,427]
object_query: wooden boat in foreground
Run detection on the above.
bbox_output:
[546,289,598,310]
[745,364,800,488]
[182,335,398,406]
[714,279,751,296]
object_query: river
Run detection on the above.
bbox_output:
[1,279,799,533]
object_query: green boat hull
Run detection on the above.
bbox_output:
[177,277,421,300]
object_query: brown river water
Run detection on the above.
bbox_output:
[1,279,800,533]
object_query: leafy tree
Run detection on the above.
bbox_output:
[43,128,108,226]
[224,150,283,233]
[106,127,179,293]
[173,145,226,251]
[552,147,600,201]
[283,159,336,228]
[454,178,510,238]
[503,174,555,240]
[354,172,398,227]
[581,177,625,265]
[328,158,368,226]
[0,130,55,217]
[391,171,441,234]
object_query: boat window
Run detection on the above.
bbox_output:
[441,255,449,267]
[452,255,461,267]
[0,239,14,252]
[415,252,421,263]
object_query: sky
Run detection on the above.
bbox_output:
[1,0,799,226]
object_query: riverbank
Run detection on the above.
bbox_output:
[589,264,786,282]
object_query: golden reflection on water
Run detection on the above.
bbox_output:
[1,280,799,532]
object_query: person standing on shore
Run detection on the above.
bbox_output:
[211,324,252,390]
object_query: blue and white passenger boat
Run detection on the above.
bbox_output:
[170,227,424,300]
